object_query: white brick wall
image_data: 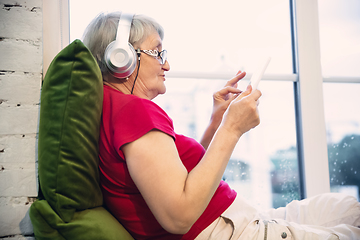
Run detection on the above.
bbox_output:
[0,0,42,238]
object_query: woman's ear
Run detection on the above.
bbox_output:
[136,49,141,58]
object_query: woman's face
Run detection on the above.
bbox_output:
[132,32,170,100]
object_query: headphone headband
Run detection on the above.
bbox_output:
[116,12,133,47]
[104,12,137,79]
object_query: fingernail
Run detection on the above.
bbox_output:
[246,84,252,92]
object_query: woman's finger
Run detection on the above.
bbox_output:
[250,89,262,101]
[225,71,246,87]
[234,85,262,102]
[216,86,242,98]
[235,84,252,100]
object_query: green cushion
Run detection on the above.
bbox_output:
[36,39,103,222]
[29,39,134,239]
[30,200,134,240]
[30,200,66,240]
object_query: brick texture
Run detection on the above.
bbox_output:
[0,0,42,238]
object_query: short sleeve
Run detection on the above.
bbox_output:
[112,97,175,151]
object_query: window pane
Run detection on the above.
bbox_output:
[155,80,300,209]
[323,83,360,200]
[318,0,360,77]
[70,0,299,209]
[69,0,293,74]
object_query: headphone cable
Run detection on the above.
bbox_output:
[131,54,141,94]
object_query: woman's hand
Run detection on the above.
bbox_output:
[200,71,246,149]
[212,71,246,126]
[221,84,262,139]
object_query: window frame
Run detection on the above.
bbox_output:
[291,0,330,198]
[43,0,70,76]
[43,0,360,200]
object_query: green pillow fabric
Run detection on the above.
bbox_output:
[29,39,135,239]
[30,200,134,240]
[36,39,103,222]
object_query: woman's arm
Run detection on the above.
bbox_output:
[123,80,261,234]
[200,71,245,149]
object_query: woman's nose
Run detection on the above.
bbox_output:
[163,60,170,71]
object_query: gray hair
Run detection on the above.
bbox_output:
[82,11,164,76]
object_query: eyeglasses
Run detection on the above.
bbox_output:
[138,49,167,65]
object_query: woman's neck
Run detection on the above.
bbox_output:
[103,74,133,95]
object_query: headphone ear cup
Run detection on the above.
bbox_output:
[104,41,137,79]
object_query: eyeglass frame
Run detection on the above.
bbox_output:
[137,49,167,65]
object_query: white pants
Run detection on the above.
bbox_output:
[195,193,360,240]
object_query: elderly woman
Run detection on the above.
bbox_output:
[82,12,360,240]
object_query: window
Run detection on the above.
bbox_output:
[318,0,360,200]
[323,83,360,200]
[69,0,299,209]
[64,0,359,209]
[154,79,300,209]
[318,0,360,77]
[69,0,293,75]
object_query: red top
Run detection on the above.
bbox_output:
[99,85,237,240]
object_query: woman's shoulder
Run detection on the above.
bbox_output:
[104,85,156,107]
[103,85,171,120]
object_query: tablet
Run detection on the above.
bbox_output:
[249,57,271,89]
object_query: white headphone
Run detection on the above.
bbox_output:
[104,13,137,78]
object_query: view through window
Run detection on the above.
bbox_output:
[70,0,300,209]
[154,79,299,209]
[318,0,360,200]
[323,83,360,200]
